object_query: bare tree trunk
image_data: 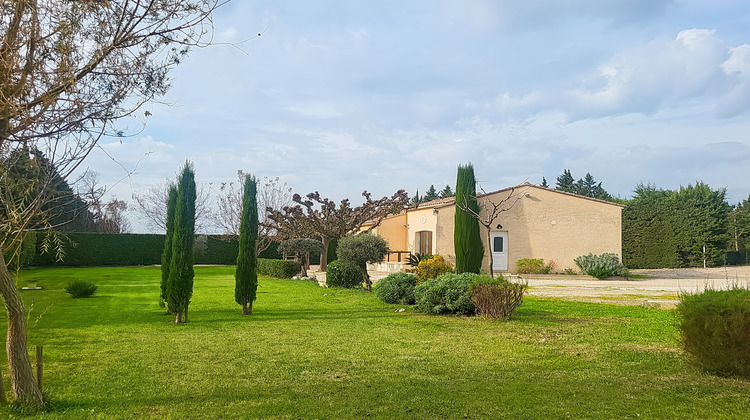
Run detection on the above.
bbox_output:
[486,229,495,279]
[247,301,253,315]
[0,252,45,409]
[362,265,372,292]
[242,302,250,315]
[319,237,331,272]
[175,311,182,324]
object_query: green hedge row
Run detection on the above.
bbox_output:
[622,183,731,268]
[7,232,333,272]
[21,233,240,267]
[257,259,301,278]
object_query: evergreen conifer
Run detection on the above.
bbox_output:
[235,175,259,315]
[454,163,483,273]
[166,162,196,323]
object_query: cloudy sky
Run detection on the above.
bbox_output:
[82,0,750,233]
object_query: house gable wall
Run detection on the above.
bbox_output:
[371,213,408,251]
[435,185,622,273]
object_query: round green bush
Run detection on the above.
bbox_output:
[325,260,363,289]
[375,272,417,304]
[677,287,750,379]
[65,280,98,298]
[414,272,478,315]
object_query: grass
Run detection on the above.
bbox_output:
[0,266,748,419]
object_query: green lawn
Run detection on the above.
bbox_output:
[1,266,749,419]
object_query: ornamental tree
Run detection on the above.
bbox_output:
[337,233,389,291]
[235,175,259,315]
[277,238,324,277]
[268,189,408,271]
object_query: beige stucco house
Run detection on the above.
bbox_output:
[367,183,624,274]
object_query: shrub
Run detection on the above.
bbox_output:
[414,272,477,315]
[677,287,750,379]
[257,258,301,278]
[375,272,417,304]
[325,260,363,289]
[516,258,544,274]
[574,253,628,279]
[470,277,527,320]
[65,280,98,298]
[407,252,432,267]
[415,255,454,284]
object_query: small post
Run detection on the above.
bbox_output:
[36,346,43,390]
[0,365,7,404]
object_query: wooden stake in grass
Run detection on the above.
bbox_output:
[35,346,42,390]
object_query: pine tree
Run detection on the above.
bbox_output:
[160,184,178,309]
[454,163,483,273]
[166,162,196,323]
[411,189,421,205]
[424,185,439,201]
[235,175,259,315]
[541,177,549,188]
[440,184,454,198]
[555,169,575,192]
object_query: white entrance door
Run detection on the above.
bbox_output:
[490,232,508,272]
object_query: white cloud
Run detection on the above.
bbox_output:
[568,29,730,118]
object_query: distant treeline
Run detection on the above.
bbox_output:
[623,182,748,268]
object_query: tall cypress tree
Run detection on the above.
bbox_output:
[166,162,196,323]
[235,175,259,315]
[454,163,483,273]
[160,184,178,310]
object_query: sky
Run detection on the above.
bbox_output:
[79,0,750,233]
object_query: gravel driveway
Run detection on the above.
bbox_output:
[521,266,750,308]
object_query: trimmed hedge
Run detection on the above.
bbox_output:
[257,258,301,278]
[26,232,240,267]
[325,260,363,289]
[677,287,750,379]
[3,231,38,270]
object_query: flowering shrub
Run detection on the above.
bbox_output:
[415,255,454,284]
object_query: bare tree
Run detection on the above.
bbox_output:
[76,171,129,233]
[216,171,293,255]
[97,198,130,233]
[133,179,214,233]
[455,185,529,278]
[268,190,409,271]
[0,0,231,409]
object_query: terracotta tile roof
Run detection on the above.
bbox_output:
[413,197,455,208]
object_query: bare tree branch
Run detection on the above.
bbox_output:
[455,184,529,278]
[215,171,293,255]
[132,179,214,233]
[268,189,409,271]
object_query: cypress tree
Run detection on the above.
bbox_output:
[160,184,178,310]
[166,162,196,323]
[454,163,483,273]
[235,175,259,315]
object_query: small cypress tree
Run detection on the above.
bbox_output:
[454,163,483,273]
[235,175,259,315]
[160,184,178,310]
[166,162,196,323]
